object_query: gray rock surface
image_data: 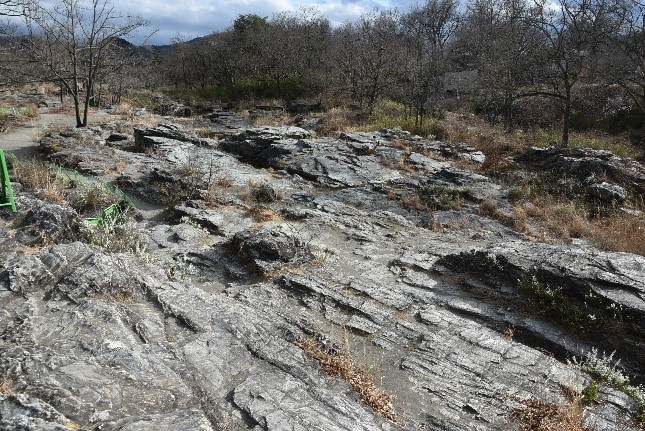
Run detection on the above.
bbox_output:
[587,181,628,203]
[517,146,645,196]
[437,241,645,378]
[14,196,84,246]
[133,123,214,151]
[2,118,644,431]
[231,224,312,275]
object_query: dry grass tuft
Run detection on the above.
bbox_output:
[12,159,66,202]
[589,213,645,256]
[315,107,361,137]
[112,292,133,303]
[298,338,397,422]
[214,176,234,188]
[246,206,283,223]
[510,396,591,431]
[250,111,292,127]
[0,380,12,393]
[63,419,81,431]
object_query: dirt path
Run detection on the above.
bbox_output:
[1,111,78,160]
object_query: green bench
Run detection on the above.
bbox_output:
[0,149,16,213]
[85,203,123,226]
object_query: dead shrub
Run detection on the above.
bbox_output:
[245,179,280,203]
[512,206,529,233]
[298,339,396,422]
[478,198,502,218]
[400,194,425,212]
[315,107,361,137]
[246,206,283,223]
[510,395,591,431]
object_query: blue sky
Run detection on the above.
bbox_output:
[121,0,419,45]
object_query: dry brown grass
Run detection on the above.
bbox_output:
[250,111,293,127]
[214,175,234,188]
[246,206,283,223]
[478,198,503,218]
[298,338,397,422]
[396,155,416,174]
[510,395,591,431]
[112,292,133,303]
[589,213,645,255]
[400,194,425,212]
[0,380,12,393]
[12,159,66,202]
[63,420,81,431]
[315,107,361,137]
[507,194,645,255]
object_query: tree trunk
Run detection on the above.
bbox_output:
[561,88,571,147]
[81,85,91,127]
[73,95,83,128]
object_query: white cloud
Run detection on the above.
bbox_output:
[103,0,419,44]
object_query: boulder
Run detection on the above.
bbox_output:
[587,181,627,203]
[15,197,84,246]
[231,225,312,274]
[133,124,213,151]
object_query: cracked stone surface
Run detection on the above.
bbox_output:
[1,120,643,430]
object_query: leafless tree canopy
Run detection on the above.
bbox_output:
[2,0,147,126]
[3,0,645,140]
[155,0,645,145]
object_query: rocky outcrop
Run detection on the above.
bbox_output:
[14,196,84,246]
[133,123,214,151]
[231,224,312,275]
[39,129,120,175]
[437,241,645,379]
[0,240,400,431]
[219,126,314,167]
[5,117,645,431]
[207,111,252,131]
[220,127,405,187]
[517,146,645,196]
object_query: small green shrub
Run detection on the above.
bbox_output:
[418,186,474,210]
[507,187,524,203]
[570,348,645,423]
[517,276,591,330]
[250,182,278,203]
[581,380,599,402]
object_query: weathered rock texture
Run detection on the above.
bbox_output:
[1,119,644,431]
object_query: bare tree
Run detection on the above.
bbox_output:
[401,0,461,126]
[603,1,645,113]
[0,1,24,87]
[0,0,23,16]
[524,0,620,145]
[457,0,540,128]
[336,11,403,112]
[256,9,332,100]
[20,0,147,127]
[165,34,217,91]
